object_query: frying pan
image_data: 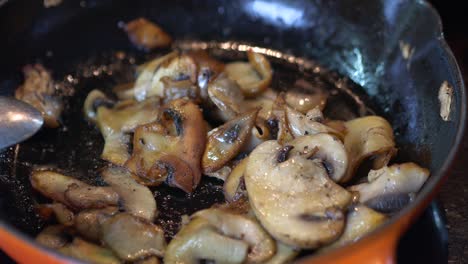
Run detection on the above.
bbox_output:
[0,0,465,263]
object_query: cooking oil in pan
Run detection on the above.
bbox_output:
[0,41,376,240]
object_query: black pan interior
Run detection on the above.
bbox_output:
[0,0,464,251]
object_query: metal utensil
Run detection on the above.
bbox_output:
[0,96,43,149]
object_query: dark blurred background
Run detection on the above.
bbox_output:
[428,0,468,263]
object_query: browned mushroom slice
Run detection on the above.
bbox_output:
[100,213,166,261]
[125,99,206,193]
[83,90,115,122]
[245,139,352,248]
[141,55,197,101]
[342,116,397,183]
[321,205,386,251]
[64,183,119,210]
[58,238,121,264]
[289,134,348,182]
[125,51,178,101]
[36,225,70,249]
[164,218,248,264]
[102,166,157,221]
[207,74,245,121]
[225,50,272,97]
[224,158,248,202]
[348,163,430,213]
[15,64,63,128]
[123,18,172,50]
[35,203,74,226]
[84,90,161,165]
[161,76,200,104]
[74,207,119,242]
[203,109,258,173]
[192,208,276,263]
[285,78,329,113]
[30,170,88,207]
[286,106,344,140]
[186,50,225,98]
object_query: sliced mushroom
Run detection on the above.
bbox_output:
[125,99,206,193]
[84,90,161,165]
[35,203,74,226]
[15,64,63,128]
[224,158,248,202]
[288,134,348,182]
[192,208,276,263]
[131,51,178,101]
[187,50,225,98]
[58,238,121,264]
[268,94,293,144]
[164,218,248,264]
[321,205,386,251]
[287,107,344,140]
[208,73,245,121]
[112,82,135,101]
[203,109,258,173]
[100,213,166,261]
[161,76,200,104]
[348,163,429,213]
[263,242,299,264]
[30,170,88,207]
[102,166,157,221]
[245,139,352,248]
[142,55,197,101]
[64,183,119,210]
[123,18,172,50]
[342,116,397,182]
[74,207,119,242]
[285,78,328,113]
[225,50,272,97]
[83,89,115,122]
[285,89,327,114]
[36,225,70,249]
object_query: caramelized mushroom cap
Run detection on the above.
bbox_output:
[289,134,348,182]
[123,18,172,50]
[225,50,272,97]
[15,64,63,128]
[84,90,161,166]
[192,208,276,263]
[245,139,352,248]
[207,73,245,121]
[125,99,206,193]
[187,50,225,98]
[342,116,397,183]
[348,163,430,213]
[30,170,89,208]
[100,213,166,261]
[102,166,157,221]
[164,218,248,264]
[224,157,248,202]
[74,207,119,242]
[202,109,259,173]
[64,184,119,210]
